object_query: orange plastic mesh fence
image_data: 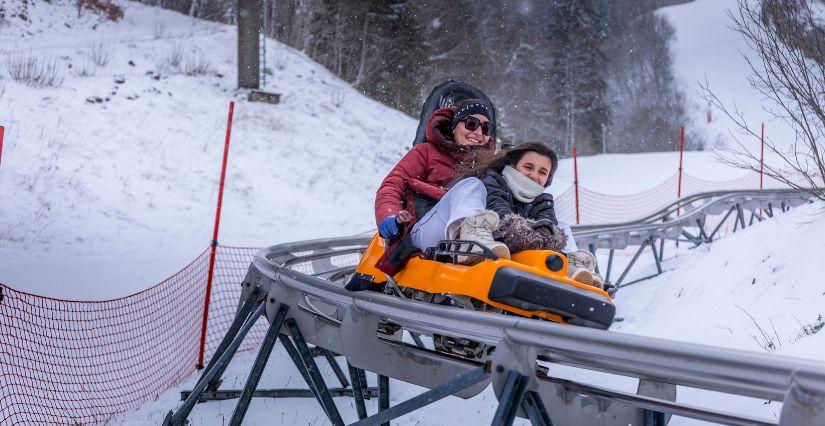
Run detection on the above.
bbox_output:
[0,171,786,424]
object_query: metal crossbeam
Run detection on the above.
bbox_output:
[179,387,378,401]
[350,366,491,426]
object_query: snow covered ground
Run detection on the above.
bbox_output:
[2,0,823,425]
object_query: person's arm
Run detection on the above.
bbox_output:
[481,174,515,218]
[406,179,448,200]
[375,145,428,225]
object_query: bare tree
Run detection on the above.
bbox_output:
[701,0,824,200]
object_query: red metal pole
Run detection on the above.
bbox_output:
[677,126,685,216]
[197,100,235,369]
[573,147,580,225]
[0,126,5,168]
[760,122,765,190]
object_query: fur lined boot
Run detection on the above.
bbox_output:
[457,211,511,264]
[566,250,604,289]
[497,214,568,253]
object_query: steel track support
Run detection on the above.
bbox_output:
[659,238,666,262]
[736,203,746,230]
[521,390,554,426]
[278,334,324,404]
[229,304,289,425]
[696,217,710,243]
[767,203,774,217]
[409,331,427,348]
[179,388,377,401]
[650,238,663,275]
[204,286,263,391]
[492,370,530,426]
[322,349,350,388]
[379,374,390,426]
[680,230,702,246]
[709,205,737,240]
[348,362,369,420]
[285,318,345,426]
[616,239,651,286]
[643,409,666,426]
[350,365,491,426]
[164,302,268,425]
[605,248,614,283]
[779,375,825,425]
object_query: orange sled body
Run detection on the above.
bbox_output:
[350,234,615,329]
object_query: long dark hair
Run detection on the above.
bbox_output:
[459,141,559,188]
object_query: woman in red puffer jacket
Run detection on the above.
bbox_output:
[374,98,496,242]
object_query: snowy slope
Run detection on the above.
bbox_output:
[0,0,414,299]
[2,1,823,425]
[0,0,764,300]
[659,0,800,150]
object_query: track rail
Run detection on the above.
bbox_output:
[235,189,824,425]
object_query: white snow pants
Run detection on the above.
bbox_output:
[408,177,580,252]
[410,178,487,250]
[557,221,578,252]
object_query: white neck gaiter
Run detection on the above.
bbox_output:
[501,165,545,203]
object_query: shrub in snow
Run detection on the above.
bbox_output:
[75,0,124,22]
[88,42,115,67]
[163,43,184,70]
[153,20,168,39]
[183,50,214,76]
[6,53,65,88]
[74,58,96,78]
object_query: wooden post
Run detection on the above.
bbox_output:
[573,147,580,225]
[197,101,235,369]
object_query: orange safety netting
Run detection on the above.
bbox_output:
[0,171,784,424]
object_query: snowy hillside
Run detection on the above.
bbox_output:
[660,0,799,149]
[0,0,774,300]
[0,0,415,299]
[2,1,823,425]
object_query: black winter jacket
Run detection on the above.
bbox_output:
[479,170,558,225]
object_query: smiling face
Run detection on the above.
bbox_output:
[514,151,553,186]
[453,114,491,147]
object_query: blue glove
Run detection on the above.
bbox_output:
[378,215,400,240]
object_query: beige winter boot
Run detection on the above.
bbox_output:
[457,211,511,264]
[567,250,600,288]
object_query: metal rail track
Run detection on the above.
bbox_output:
[168,189,824,425]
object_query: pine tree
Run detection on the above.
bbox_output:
[546,0,609,156]
[362,1,430,114]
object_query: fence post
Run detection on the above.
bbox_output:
[573,147,580,225]
[760,122,765,190]
[197,100,235,369]
[677,127,685,216]
[0,126,5,168]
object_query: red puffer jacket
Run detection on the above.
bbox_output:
[374,107,494,226]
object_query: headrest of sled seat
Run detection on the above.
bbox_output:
[412,80,497,147]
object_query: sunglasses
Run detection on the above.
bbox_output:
[460,116,495,136]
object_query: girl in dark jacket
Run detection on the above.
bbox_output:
[410,141,603,288]
[471,142,603,288]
